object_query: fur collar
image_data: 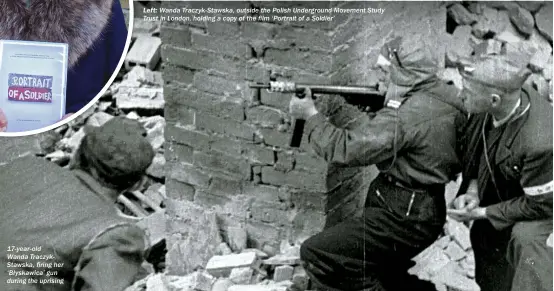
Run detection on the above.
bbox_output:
[0,0,114,68]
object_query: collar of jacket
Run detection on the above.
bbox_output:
[72,169,120,204]
[0,0,114,68]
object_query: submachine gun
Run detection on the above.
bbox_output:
[250,80,385,147]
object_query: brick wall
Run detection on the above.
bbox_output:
[161,1,445,275]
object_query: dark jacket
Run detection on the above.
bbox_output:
[0,0,128,114]
[305,81,466,187]
[0,156,146,291]
[457,85,553,230]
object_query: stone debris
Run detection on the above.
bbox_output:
[241,248,269,259]
[229,267,254,284]
[445,218,472,250]
[292,266,309,291]
[227,226,248,252]
[147,153,166,179]
[212,278,234,291]
[206,253,260,278]
[409,219,479,291]
[473,39,503,57]
[126,36,162,70]
[137,210,167,247]
[472,7,510,38]
[133,17,161,40]
[448,4,478,25]
[529,49,551,73]
[145,183,166,207]
[86,111,114,127]
[506,3,535,37]
[146,274,167,291]
[139,239,311,291]
[166,201,223,275]
[446,25,474,66]
[526,74,550,101]
[273,265,294,282]
[534,2,553,42]
[217,243,234,256]
[444,2,552,105]
[194,271,217,291]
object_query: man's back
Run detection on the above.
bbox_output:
[376,82,466,186]
[0,156,145,290]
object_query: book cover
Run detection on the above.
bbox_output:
[0,40,68,133]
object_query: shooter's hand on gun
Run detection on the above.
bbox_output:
[289,87,318,120]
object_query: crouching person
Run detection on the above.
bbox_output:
[449,54,553,291]
[289,35,467,291]
[0,117,155,291]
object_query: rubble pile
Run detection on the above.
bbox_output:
[126,239,310,291]
[441,1,553,102]
[409,218,479,291]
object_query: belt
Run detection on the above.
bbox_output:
[381,173,443,194]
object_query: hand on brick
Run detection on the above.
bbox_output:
[0,108,6,132]
[289,87,318,120]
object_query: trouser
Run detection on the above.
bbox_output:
[300,174,446,291]
[471,219,553,291]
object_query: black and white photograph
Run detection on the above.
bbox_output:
[0,1,552,290]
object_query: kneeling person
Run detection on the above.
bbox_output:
[450,54,553,291]
[289,36,467,291]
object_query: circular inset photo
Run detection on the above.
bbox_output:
[0,0,134,135]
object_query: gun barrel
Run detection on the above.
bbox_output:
[249,83,270,89]
[249,81,380,96]
[296,84,379,96]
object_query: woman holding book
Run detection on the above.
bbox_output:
[0,0,128,132]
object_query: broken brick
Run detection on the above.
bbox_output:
[535,3,553,42]
[506,4,535,36]
[529,50,551,73]
[216,242,233,256]
[274,265,294,282]
[206,252,259,278]
[448,4,478,25]
[195,272,216,291]
[472,8,511,38]
[136,210,166,247]
[125,36,162,70]
[292,266,309,290]
[473,39,503,57]
[227,226,248,252]
[445,242,467,261]
[445,219,472,250]
[229,267,254,284]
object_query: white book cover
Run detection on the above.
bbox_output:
[0,40,68,132]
